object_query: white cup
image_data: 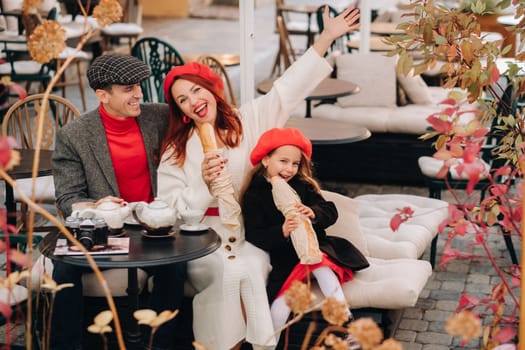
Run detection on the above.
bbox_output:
[70,202,96,218]
[180,209,205,226]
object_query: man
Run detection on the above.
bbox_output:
[51,54,186,350]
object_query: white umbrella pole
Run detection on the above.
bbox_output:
[240,0,255,104]
[359,0,371,53]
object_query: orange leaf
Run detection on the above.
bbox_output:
[490,65,500,85]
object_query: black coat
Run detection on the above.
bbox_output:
[242,174,369,301]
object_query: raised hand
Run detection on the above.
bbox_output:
[312,5,360,57]
[323,6,360,40]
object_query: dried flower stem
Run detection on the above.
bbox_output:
[0,167,126,349]
[265,298,328,347]
[519,160,525,348]
[300,321,316,350]
[21,20,125,349]
[312,324,348,347]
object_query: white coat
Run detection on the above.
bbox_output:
[157,48,332,350]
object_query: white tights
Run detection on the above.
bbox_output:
[269,266,350,348]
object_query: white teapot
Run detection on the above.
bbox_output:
[132,198,177,234]
[74,200,131,231]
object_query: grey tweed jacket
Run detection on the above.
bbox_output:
[52,103,169,218]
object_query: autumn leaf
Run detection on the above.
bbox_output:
[492,327,517,343]
[457,292,479,310]
[427,115,453,133]
[390,214,403,232]
[0,301,12,320]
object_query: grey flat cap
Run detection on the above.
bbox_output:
[87,54,151,90]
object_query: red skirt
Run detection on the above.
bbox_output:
[276,253,354,298]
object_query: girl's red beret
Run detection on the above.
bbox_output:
[250,128,312,165]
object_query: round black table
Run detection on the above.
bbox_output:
[40,225,221,348]
[5,149,53,227]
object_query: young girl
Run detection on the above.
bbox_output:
[242,127,369,347]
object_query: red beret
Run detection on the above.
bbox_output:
[250,128,312,165]
[163,62,224,102]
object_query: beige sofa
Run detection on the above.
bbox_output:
[303,52,478,185]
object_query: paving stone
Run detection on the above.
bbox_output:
[427,321,447,333]
[435,300,458,312]
[467,273,491,284]
[434,272,467,282]
[444,262,470,273]
[470,263,499,275]
[419,288,431,299]
[399,342,423,350]
[416,332,453,346]
[398,319,429,332]
[441,281,465,292]
[490,276,503,285]
[415,299,436,310]
[402,308,425,320]
[423,310,453,322]
[428,290,462,301]
[465,283,493,294]
[424,280,441,290]
[394,329,417,342]
[421,345,452,350]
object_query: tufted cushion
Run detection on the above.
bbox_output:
[418,156,491,180]
[1,0,22,32]
[335,53,397,108]
[1,0,60,32]
[354,193,448,259]
[58,46,91,60]
[102,23,143,36]
[312,257,432,309]
[321,190,369,256]
[13,176,55,202]
[0,60,46,75]
[30,255,149,297]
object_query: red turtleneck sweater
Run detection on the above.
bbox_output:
[100,105,153,203]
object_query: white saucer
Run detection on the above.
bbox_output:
[141,231,176,239]
[180,223,208,232]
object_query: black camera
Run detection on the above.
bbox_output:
[65,216,108,250]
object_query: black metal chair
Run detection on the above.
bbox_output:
[197,55,237,107]
[130,37,185,103]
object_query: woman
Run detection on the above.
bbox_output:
[157,6,360,350]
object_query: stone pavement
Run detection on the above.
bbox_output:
[1,1,522,349]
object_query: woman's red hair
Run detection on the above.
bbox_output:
[160,74,243,165]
